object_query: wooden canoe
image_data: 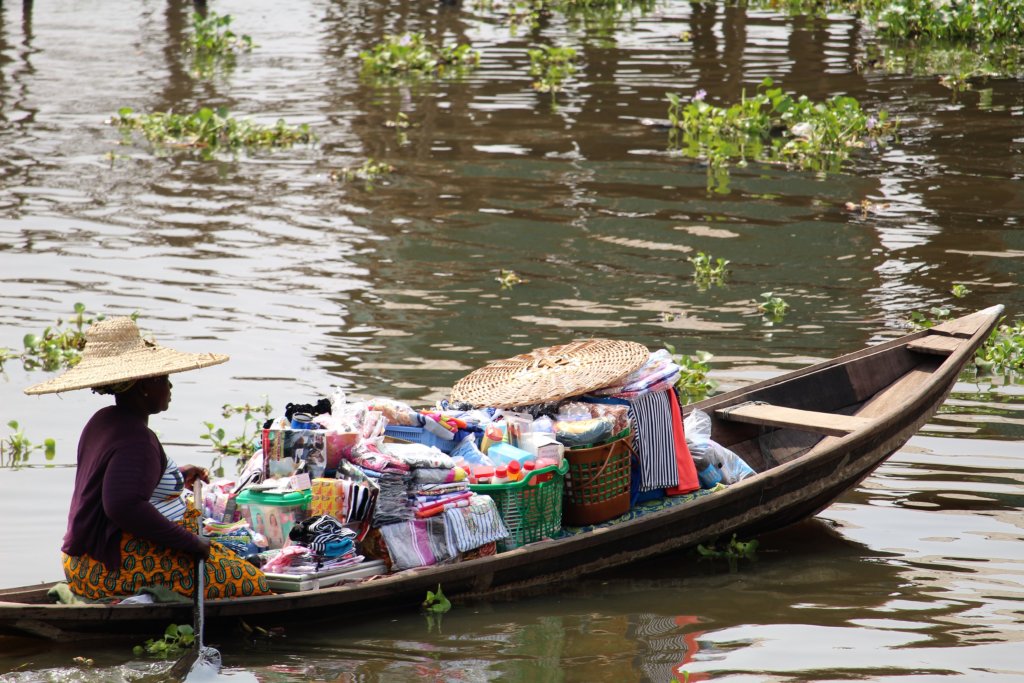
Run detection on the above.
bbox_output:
[0,306,1003,640]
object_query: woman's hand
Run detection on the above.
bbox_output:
[180,464,211,490]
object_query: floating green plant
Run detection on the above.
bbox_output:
[688,251,730,289]
[359,33,480,82]
[528,45,578,97]
[862,42,1024,91]
[976,318,1024,375]
[697,533,759,571]
[496,269,528,290]
[505,0,656,36]
[132,624,195,658]
[330,158,396,187]
[200,397,274,472]
[1,420,56,468]
[185,10,254,78]
[111,107,314,156]
[908,306,953,330]
[665,344,718,403]
[866,0,1024,42]
[666,79,897,186]
[757,291,790,322]
[950,283,971,298]
[0,303,107,373]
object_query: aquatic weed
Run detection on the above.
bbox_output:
[200,397,274,471]
[757,291,790,323]
[330,159,396,188]
[664,344,718,403]
[976,318,1024,375]
[185,10,254,79]
[528,45,578,99]
[907,306,953,330]
[133,624,195,658]
[1,420,56,468]
[697,533,759,572]
[111,107,314,156]
[666,78,897,186]
[867,0,1024,42]
[688,251,730,289]
[496,269,528,290]
[1,303,106,372]
[359,33,480,82]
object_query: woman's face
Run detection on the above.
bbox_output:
[137,375,172,414]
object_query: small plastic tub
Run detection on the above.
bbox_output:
[236,489,312,549]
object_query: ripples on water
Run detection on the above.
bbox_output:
[1,0,1022,680]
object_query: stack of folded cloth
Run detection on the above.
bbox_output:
[382,442,471,519]
[261,515,363,574]
[341,442,414,527]
[378,494,508,571]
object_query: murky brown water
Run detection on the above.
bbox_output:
[1,0,1022,680]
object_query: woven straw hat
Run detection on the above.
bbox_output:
[24,317,228,395]
[450,339,649,408]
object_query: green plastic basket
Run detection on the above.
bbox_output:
[469,460,569,551]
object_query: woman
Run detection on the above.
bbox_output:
[25,317,271,601]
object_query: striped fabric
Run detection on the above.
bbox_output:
[149,457,186,521]
[629,391,681,491]
[443,495,509,553]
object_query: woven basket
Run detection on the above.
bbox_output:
[450,339,649,408]
[562,433,634,526]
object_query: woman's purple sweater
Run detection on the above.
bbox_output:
[62,405,206,571]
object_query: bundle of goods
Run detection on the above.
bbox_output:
[204,337,752,590]
[448,339,718,528]
[683,408,756,486]
[258,514,387,592]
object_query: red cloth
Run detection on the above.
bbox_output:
[62,405,207,570]
[666,391,699,495]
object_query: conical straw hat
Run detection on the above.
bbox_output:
[450,339,649,408]
[24,317,228,395]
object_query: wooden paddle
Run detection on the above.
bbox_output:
[166,480,221,680]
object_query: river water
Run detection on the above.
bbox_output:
[1,0,1022,680]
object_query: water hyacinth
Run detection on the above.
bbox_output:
[868,0,1024,42]
[112,107,315,156]
[666,78,897,185]
[359,32,480,81]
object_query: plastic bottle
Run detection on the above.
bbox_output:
[506,459,522,482]
[492,465,509,485]
[522,459,537,485]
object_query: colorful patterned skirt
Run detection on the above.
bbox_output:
[62,503,272,600]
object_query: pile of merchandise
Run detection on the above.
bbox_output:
[200,340,755,591]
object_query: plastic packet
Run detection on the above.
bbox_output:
[556,402,592,421]
[554,416,616,448]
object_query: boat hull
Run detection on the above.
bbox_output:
[0,307,1003,640]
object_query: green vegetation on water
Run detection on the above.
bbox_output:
[687,251,730,289]
[359,33,480,82]
[667,78,896,188]
[185,10,254,79]
[758,292,790,323]
[0,303,106,373]
[133,624,195,658]
[1,421,56,468]
[528,45,579,98]
[330,159,396,186]
[111,107,314,156]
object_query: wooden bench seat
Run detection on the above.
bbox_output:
[715,402,876,437]
[907,334,962,356]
